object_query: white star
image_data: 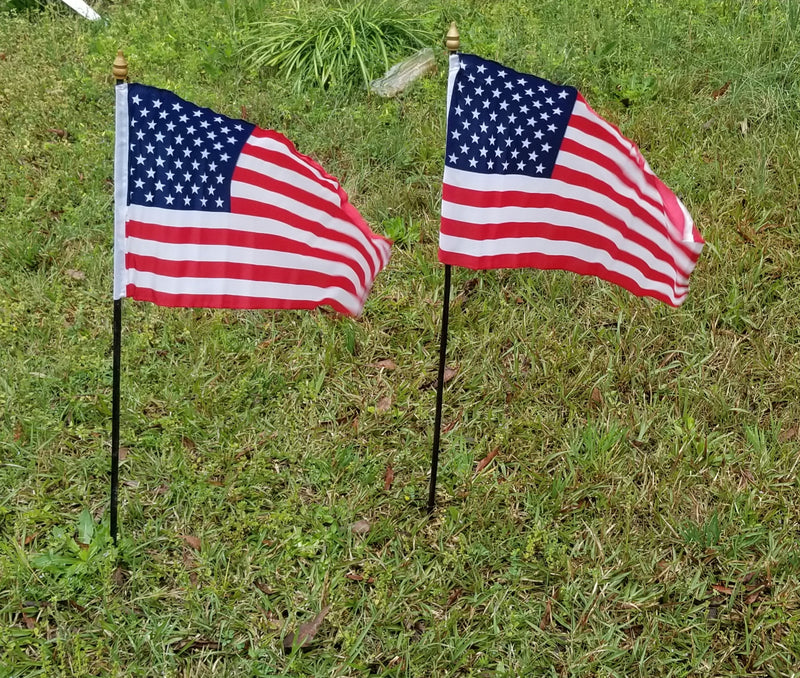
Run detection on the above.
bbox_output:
[166,122,176,132]
[485,75,494,85]
[145,168,155,179]
[179,114,188,124]
[545,97,554,105]
[131,94,141,105]
[553,107,563,115]
[134,178,144,189]
[528,151,538,161]
[515,126,524,136]
[155,156,165,167]
[174,134,184,145]
[451,130,461,140]
[471,133,479,144]
[542,143,552,153]
[165,170,174,181]
[517,161,525,170]
[135,130,145,140]
[145,143,155,154]
[477,64,486,74]
[165,146,174,157]
[193,110,202,118]
[536,164,545,173]
[215,198,223,208]
[172,102,182,111]
[468,157,478,168]
[153,99,161,108]
[147,121,156,130]
[200,197,207,207]
[144,192,154,202]
[548,124,557,133]
[497,123,506,134]
[135,154,145,165]
[220,153,230,162]
[165,194,174,205]
[154,180,164,191]
[175,183,183,193]
[558,90,569,99]
[460,143,469,154]
[454,105,463,116]
[498,70,507,78]
[502,161,509,170]
[534,130,544,140]
[480,123,488,133]
[538,85,547,93]
[488,135,496,146]
[487,160,494,169]
[479,147,488,157]
[155,133,164,143]
[499,100,509,110]
[184,196,191,205]
[508,113,517,124]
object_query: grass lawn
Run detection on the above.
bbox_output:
[1,0,799,675]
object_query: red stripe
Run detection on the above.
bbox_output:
[126,253,360,296]
[126,220,367,287]
[126,285,353,315]
[442,183,696,274]
[241,143,340,201]
[439,216,683,289]
[437,249,684,307]
[557,137,663,215]
[233,166,344,223]
[230,196,380,278]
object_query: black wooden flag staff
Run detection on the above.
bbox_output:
[427,22,460,514]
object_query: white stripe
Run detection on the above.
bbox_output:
[242,134,341,197]
[236,152,340,207]
[126,237,365,291]
[231,180,382,272]
[563,124,663,207]
[125,204,375,284]
[443,167,696,277]
[113,83,129,299]
[570,98,652,165]
[126,270,363,315]
[442,200,689,287]
[439,232,685,304]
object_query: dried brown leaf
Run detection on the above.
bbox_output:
[283,605,331,650]
[21,612,36,630]
[376,396,392,413]
[181,534,201,551]
[48,128,67,138]
[350,519,370,535]
[590,387,604,408]
[779,425,798,443]
[373,359,397,370]
[712,82,730,99]
[66,269,85,280]
[383,465,394,490]
[255,581,275,595]
[540,598,552,630]
[474,447,500,475]
[711,584,734,595]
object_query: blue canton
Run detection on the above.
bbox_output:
[127,84,255,211]
[445,54,577,179]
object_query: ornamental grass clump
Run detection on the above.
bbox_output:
[242,0,435,92]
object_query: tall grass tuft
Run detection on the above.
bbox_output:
[241,0,435,92]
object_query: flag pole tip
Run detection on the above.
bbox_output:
[445,22,460,53]
[113,50,128,81]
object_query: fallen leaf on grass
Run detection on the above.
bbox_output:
[376,396,392,413]
[118,446,129,461]
[112,566,128,588]
[540,598,552,630]
[590,387,604,408]
[66,269,85,280]
[23,533,38,547]
[712,82,730,99]
[384,465,394,490]
[711,584,734,596]
[446,588,463,607]
[255,581,276,595]
[779,425,798,443]
[350,519,370,535]
[474,447,499,475]
[372,359,397,370]
[48,128,67,139]
[181,534,201,551]
[346,573,376,583]
[283,605,331,651]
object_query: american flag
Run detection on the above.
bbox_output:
[113,83,391,316]
[440,54,704,307]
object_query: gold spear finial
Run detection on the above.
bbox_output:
[112,50,128,82]
[445,22,460,53]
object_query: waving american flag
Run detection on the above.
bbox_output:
[114,83,391,316]
[440,54,704,307]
